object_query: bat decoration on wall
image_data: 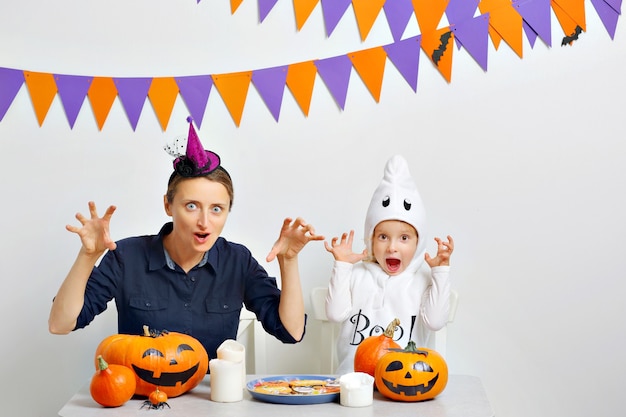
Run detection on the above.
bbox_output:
[561,25,583,46]
[432,31,452,66]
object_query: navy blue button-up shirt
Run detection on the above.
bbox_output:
[76,222,302,359]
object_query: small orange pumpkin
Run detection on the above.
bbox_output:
[90,355,136,407]
[354,318,401,377]
[95,325,209,398]
[374,340,448,402]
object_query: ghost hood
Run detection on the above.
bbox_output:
[364,155,427,273]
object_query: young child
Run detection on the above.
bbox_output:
[324,154,454,375]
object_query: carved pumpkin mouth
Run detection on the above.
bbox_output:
[381,372,439,396]
[132,363,200,387]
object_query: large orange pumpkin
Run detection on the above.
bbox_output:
[354,318,401,377]
[374,340,448,402]
[94,325,209,397]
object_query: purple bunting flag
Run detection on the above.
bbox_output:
[383,0,415,42]
[54,74,93,129]
[251,65,288,122]
[590,0,621,39]
[0,67,25,122]
[451,14,490,72]
[259,0,279,22]
[383,36,422,92]
[113,77,152,131]
[175,75,213,129]
[320,0,352,37]
[522,21,540,48]
[446,0,480,25]
[514,0,552,47]
[314,55,353,110]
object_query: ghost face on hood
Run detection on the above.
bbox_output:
[364,155,427,275]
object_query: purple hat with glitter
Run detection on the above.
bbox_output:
[165,117,221,180]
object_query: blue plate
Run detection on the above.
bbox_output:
[247,375,340,405]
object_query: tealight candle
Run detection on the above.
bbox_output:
[339,372,374,407]
[216,339,246,388]
[209,359,244,402]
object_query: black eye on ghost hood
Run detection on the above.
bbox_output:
[382,195,412,211]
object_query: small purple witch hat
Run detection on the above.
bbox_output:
[168,117,221,178]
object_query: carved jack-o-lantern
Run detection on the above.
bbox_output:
[374,340,448,402]
[94,326,209,398]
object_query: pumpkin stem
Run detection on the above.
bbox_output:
[383,318,400,338]
[404,340,429,356]
[96,355,109,371]
[143,325,151,337]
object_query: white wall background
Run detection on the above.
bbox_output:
[1,1,624,416]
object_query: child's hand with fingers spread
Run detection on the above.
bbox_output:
[324,230,368,264]
[425,235,454,267]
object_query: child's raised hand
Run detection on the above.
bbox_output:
[324,230,367,264]
[425,235,454,267]
[66,201,117,255]
[266,217,324,262]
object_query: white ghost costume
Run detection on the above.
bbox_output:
[325,155,451,376]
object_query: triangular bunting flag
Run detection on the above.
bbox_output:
[148,77,179,131]
[552,0,587,31]
[286,61,318,116]
[352,0,386,41]
[175,75,213,129]
[88,77,117,131]
[231,0,244,14]
[320,0,352,37]
[480,0,524,58]
[113,77,152,131]
[411,0,450,34]
[259,0,279,22]
[294,0,320,31]
[603,0,622,13]
[421,27,455,83]
[522,20,540,47]
[446,0,480,24]
[551,0,583,43]
[383,35,422,92]
[383,0,415,41]
[514,0,552,47]
[252,65,289,122]
[348,46,387,102]
[23,71,57,127]
[212,71,253,127]
[54,74,93,129]
[314,54,353,110]
[452,13,490,71]
[0,68,25,122]
[590,0,620,39]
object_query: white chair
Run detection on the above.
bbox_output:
[236,308,267,374]
[309,287,459,373]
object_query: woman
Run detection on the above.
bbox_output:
[48,118,323,360]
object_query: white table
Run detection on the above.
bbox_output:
[59,374,494,417]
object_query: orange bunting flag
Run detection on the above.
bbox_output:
[211,71,253,127]
[411,0,450,35]
[294,0,320,31]
[352,0,386,41]
[421,27,455,83]
[348,46,387,102]
[286,61,318,116]
[231,0,244,14]
[479,0,524,58]
[88,77,117,131]
[148,77,179,131]
[23,71,57,127]
[551,0,586,42]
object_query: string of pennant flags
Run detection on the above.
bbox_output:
[0,0,621,131]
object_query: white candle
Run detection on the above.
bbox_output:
[209,359,244,402]
[216,339,246,388]
[339,372,374,407]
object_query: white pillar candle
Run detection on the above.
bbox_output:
[216,339,246,388]
[339,372,375,407]
[209,359,244,402]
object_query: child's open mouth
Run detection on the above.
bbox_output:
[385,258,401,273]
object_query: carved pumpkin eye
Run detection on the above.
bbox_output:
[385,360,404,372]
[382,196,390,207]
[177,344,195,354]
[142,348,164,358]
[404,199,411,210]
[412,361,433,372]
